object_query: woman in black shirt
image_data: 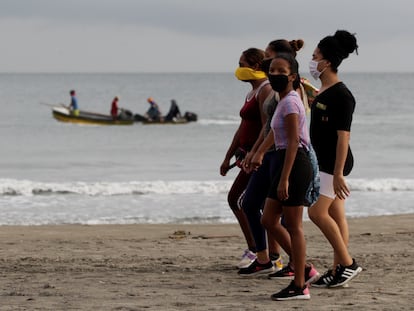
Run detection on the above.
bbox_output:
[307,30,363,288]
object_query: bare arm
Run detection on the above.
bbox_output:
[247,130,275,173]
[220,127,241,176]
[243,86,273,171]
[277,113,300,201]
[333,130,351,199]
[257,84,272,126]
[250,88,273,154]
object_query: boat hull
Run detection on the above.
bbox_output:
[141,118,190,125]
[52,107,134,125]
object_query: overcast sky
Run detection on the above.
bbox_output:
[1,0,413,73]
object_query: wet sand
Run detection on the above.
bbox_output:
[0,214,413,310]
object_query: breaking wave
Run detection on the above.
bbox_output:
[1,178,414,197]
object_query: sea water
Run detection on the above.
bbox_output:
[0,73,413,225]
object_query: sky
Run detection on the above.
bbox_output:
[1,0,413,73]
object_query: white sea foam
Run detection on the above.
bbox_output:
[0,179,233,196]
[1,178,413,226]
[1,178,414,197]
[198,118,239,125]
[349,178,414,192]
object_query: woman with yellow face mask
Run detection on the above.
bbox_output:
[220,48,272,270]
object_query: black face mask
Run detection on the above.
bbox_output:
[268,74,289,92]
[260,58,272,75]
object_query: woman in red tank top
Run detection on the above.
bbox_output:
[220,48,272,268]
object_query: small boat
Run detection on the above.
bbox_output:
[52,106,134,125]
[133,111,198,125]
[142,118,191,124]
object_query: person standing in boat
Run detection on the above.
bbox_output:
[145,97,162,121]
[68,90,79,116]
[111,96,120,120]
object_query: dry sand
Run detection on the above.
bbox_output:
[0,214,413,310]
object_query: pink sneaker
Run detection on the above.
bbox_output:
[268,263,294,279]
[271,280,310,301]
[305,264,320,285]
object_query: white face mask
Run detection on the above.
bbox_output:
[309,60,325,80]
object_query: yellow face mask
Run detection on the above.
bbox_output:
[235,67,267,81]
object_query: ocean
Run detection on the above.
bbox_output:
[0,72,413,225]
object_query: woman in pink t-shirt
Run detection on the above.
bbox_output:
[258,53,312,300]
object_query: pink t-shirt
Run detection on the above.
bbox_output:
[270,90,309,150]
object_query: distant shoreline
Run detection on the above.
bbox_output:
[1,71,413,75]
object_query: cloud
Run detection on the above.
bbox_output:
[0,0,414,72]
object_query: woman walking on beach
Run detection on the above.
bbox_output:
[220,48,272,269]
[307,30,362,287]
[238,39,318,283]
[256,53,313,300]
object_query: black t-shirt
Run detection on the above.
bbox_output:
[310,82,355,176]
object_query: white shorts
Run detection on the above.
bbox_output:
[319,172,336,199]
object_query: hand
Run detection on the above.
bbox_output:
[277,180,289,202]
[242,151,254,173]
[333,174,350,200]
[220,159,230,176]
[250,152,264,171]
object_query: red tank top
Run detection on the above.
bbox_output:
[238,81,268,150]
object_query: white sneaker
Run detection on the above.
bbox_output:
[237,249,257,269]
[270,254,284,272]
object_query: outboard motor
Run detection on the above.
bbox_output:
[184,111,198,122]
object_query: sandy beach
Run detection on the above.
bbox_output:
[0,214,412,311]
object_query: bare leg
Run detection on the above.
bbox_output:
[308,195,353,267]
[283,205,306,287]
[329,198,349,272]
[261,198,292,258]
[268,233,281,257]
[256,229,283,265]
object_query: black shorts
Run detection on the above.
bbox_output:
[267,148,312,206]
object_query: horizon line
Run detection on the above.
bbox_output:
[1,70,413,75]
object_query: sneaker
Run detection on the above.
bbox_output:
[312,269,334,287]
[329,259,362,288]
[311,269,352,288]
[238,259,275,277]
[237,249,257,269]
[270,280,310,301]
[268,264,294,280]
[305,264,320,285]
[269,253,284,272]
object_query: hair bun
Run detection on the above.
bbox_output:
[290,39,305,52]
[334,30,358,55]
